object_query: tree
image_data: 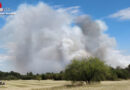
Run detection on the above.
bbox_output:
[115,67,129,79]
[106,67,118,80]
[35,74,42,81]
[64,57,110,84]
[128,64,130,72]
[126,64,130,78]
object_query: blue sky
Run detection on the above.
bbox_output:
[0,0,130,71]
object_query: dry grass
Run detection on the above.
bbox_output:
[0,80,130,90]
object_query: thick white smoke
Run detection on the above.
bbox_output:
[0,2,130,73]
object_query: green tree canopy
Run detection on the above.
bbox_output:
[64,57,110,83]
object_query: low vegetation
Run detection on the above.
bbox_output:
[0,57,130,84]
[0,57,130,90]
[0,80,130,90]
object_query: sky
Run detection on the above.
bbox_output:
[0,0,130,72]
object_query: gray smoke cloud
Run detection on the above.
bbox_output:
[0,2,130,73]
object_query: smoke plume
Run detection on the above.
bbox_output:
[0,2,130,73]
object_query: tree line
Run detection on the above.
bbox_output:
[0,71,63,80]
[64,57,130,84]
[0,57,130,83]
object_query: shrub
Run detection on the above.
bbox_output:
[64,57,110,84]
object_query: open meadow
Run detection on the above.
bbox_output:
[0,80,130,90]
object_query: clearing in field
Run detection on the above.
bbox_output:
[0,80,130,90]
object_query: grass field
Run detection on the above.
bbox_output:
[0,80,130,90]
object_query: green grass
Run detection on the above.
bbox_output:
[0,80,130,90]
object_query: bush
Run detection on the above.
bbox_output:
[64,57,110,84]
[114,67,129,79]
[106,67,118,80]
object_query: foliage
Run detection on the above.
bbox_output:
[64,57,110,83]
[0,58,130,82]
